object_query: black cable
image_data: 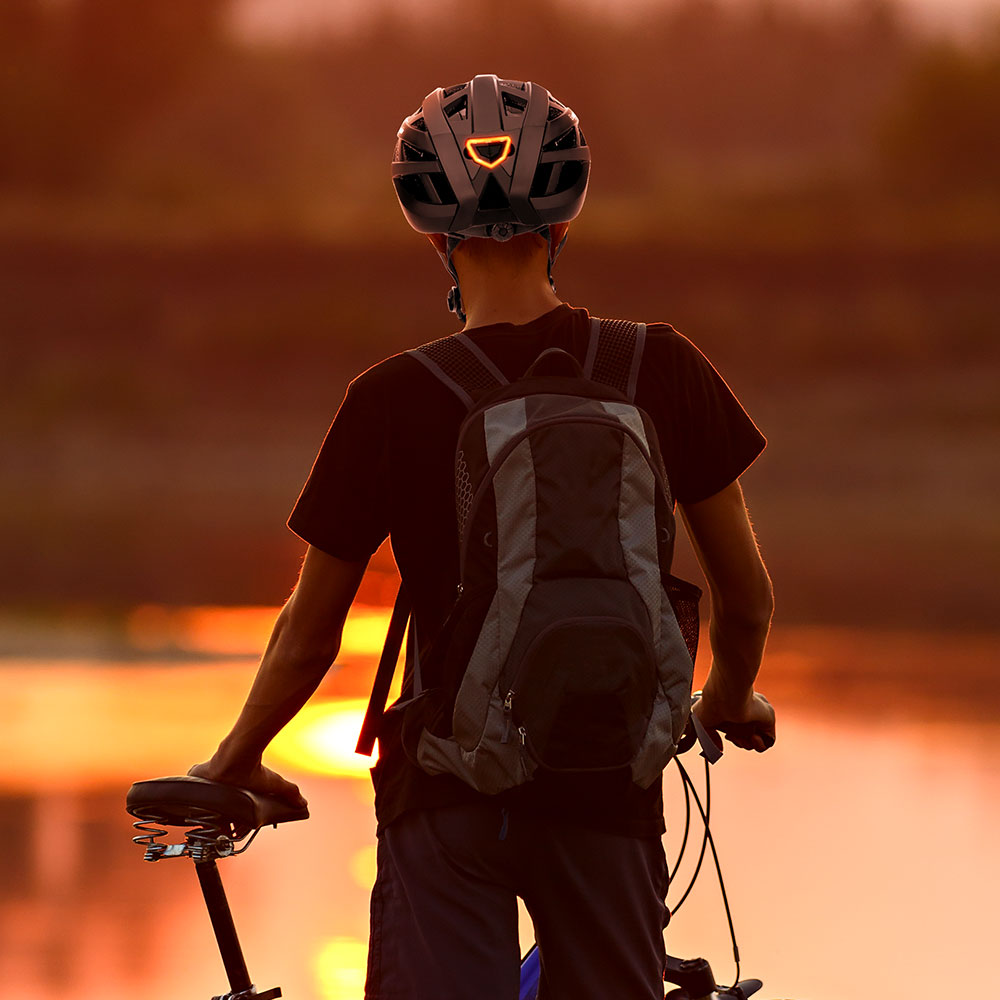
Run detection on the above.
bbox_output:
[667,757,710,915]
[668,755,693,885]
[678,756,742,989]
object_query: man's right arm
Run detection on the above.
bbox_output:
[188,545,369,804]
[679,479,775,751]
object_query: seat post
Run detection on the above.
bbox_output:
[194,858,253,995]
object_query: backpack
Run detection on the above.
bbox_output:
[357,317,701,795]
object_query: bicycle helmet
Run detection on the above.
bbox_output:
[392,74,590,319]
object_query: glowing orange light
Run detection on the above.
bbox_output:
[125,603,391,658]
[270,699,378,779]
[465,135,513,169]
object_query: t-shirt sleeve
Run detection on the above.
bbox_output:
[645,329,766,505]
[287,371,392,560]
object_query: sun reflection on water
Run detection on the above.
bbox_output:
[350,844,378,889]
[126,603,391,658]
[269,699,377,778]
[313,936,368,999]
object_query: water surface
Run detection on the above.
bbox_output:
[1,619,996,1000]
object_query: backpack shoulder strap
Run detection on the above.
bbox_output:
[356,583,413,757]
[583,317,647,402]
[408,333,509,409]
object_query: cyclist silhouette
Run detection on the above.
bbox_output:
[189,74,775,1000]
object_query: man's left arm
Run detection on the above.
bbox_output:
[188,545,368,806]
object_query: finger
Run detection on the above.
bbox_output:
[286,784,307,808]
[276,777,307,808]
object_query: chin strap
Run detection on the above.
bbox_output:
[547,224,568,293]
[447,284,464,320]
[433,234,467,323]
[436,225,568,324]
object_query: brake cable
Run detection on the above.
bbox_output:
[667,754,742,990]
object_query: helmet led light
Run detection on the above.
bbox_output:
[464,135,513,169]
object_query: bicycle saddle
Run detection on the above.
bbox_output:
[126,775,309,833]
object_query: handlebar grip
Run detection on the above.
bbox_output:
[684,692,775,754]
[716,721,775,749]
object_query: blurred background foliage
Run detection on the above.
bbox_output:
[3,0,1000,233]
[1,0,998,629]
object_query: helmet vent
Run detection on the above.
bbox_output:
[444,95,469,120]
[530,163,554,198]
[532,160,583,197]
[502,92,527,115]
[546,102,566,122]
[427,172,457,205]
[409,116,428,132]
[442,84,465,98]
[395,171,457,207]
[400,139,436,162]
[544,127,579,152]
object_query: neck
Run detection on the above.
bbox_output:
[451,234,564,330]
[461,281,563,330]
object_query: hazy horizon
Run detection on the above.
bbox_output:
[234,0,999,41]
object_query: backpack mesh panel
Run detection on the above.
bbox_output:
[591,319,636,395]
[667,578,701,663]
[418,337,503,393]
[456,449,474,537]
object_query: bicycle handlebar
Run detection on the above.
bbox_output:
[677,693,775,757]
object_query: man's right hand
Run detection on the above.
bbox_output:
[187,758,308,810]
[692,687,775,753]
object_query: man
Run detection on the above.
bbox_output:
[190,74,774,1000]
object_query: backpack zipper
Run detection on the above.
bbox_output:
[501,689,514,743]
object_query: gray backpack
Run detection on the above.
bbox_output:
[357,318,701,794]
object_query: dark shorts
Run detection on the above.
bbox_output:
[365,803,668,1000]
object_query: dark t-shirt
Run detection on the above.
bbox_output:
[288,304,765,836]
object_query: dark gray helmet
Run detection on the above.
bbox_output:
[392,74,590,241]
[392,74,589,319]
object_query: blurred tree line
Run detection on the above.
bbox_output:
[1,0,998,232]
[2,0,998,624]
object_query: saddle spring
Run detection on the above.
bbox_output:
[130,806,259,863]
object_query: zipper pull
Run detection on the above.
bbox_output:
[517,726,527,746]
[501,691,513,744]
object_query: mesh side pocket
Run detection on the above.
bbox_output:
[666,574,702,663]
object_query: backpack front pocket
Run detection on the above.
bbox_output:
[504,615,657,772]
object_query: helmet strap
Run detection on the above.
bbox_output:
[435,234,467,323]
[544,225,569,293]
[435,228,566,321]
[447,284,464,321]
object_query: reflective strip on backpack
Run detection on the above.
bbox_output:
[618,432,662,645]
[452,399,536,749]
